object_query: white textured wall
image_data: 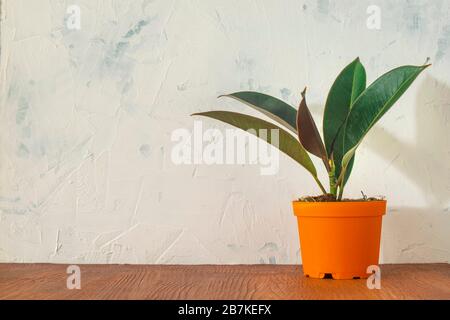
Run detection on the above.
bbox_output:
[0,0,449,264]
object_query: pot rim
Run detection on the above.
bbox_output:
[292,200,387,217]
[292,199,387,204]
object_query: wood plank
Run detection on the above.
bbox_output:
[0,264,449,300]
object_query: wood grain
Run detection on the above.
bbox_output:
[0,264,448,300]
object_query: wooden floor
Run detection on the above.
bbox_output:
[0,264,449,300]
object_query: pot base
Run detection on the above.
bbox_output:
[304,271,369,280]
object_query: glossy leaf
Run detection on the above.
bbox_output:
[333,128,354,186]
[192,111,318,178]
[219,92,298,134]
[343,155,354,186]
[296,88,330,171]
[338,64,430,183]
[323,58,366,160]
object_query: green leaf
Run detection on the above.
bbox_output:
[192,111,318,178]
[323,58,366,160]
[219,92,298,134]
[333,129,354,187]
[297,88,330,171]
[343,155,354,186]
[338,64,430,183]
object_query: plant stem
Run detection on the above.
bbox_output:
[337,185,344,201]
[314,176,327,195]
[336,166,347,201]
[328,163,337,198]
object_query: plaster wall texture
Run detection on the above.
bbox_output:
[0,0,449,264]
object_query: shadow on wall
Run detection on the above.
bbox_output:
[381,207,449,263]
[366,76,450,262]
[307,75,450,207]
[365,75,450,208]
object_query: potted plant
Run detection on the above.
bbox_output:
[193,58,430,279]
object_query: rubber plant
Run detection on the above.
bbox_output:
[193,58,430,200]
[193,58,430,279]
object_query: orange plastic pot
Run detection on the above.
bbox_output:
[292,200,386,280]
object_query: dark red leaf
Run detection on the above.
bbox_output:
[297,88,330,172]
